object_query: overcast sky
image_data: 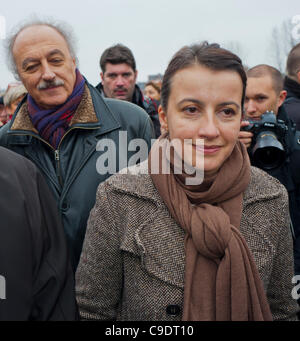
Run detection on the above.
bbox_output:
[1,0,300,90]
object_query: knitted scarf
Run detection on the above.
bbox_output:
[28,69,85,149]
[148,135,273,321]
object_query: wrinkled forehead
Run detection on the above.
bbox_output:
[13,25,71,58]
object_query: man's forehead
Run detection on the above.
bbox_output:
[105,63,135,74]
[246,76,274,94]
[13,25,70,56]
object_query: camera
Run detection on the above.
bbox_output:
[241,111,288,170]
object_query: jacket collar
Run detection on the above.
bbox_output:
[284,76,300,99]
[8,80,121,136]
[111,161,284,207]
[96,82,145,108]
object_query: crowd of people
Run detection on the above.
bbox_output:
[0,16,300,321]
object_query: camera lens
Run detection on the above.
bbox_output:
[253,147,285,170]
[252,131,286,170]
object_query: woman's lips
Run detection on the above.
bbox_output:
[194,145,221,154]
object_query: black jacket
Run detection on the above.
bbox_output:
[248,107,300,276]
[96,82,161,138]
[283,76,300,131]
[0,147,77,320]
[0,81,154,270]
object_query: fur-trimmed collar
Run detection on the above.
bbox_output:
[10,84,98,132]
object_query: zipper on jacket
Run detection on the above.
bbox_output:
[10,125,99,190]
[54,149,63,187]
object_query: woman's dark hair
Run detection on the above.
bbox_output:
[161,42,247,112]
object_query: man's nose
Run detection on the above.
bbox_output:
[41,63,56,81]
[116,76,125,87]
[245,100,256,115]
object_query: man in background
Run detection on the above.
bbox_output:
[96,44,161,137]
[283,43,300,130]
[239,64,300,279]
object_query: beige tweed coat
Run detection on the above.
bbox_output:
[76,161,299,321]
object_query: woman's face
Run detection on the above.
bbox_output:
[144,84,160,101]
[159,64,243,176]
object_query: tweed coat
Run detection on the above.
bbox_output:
[76,161,299,321]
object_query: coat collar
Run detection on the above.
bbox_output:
[111,161,284,207]
[7,80,121,137]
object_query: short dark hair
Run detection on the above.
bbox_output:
[286,43,300,79]
[161,42,247,112]
[247,64,283,94]
[100,44,136,73]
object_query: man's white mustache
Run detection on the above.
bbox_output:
[37,79,64,90]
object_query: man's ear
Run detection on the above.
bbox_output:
[100,72,104,82]
[158,105,168,133]
[134,70,138,82]
[278,90,287,107]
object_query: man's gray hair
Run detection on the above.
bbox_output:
[4,15,79,80]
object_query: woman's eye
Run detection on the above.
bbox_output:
[221,108,235,117]
[184,106,198,114]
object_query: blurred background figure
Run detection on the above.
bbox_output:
[144,81,161,103]
[0,94,6,127]
[3,83,27,122]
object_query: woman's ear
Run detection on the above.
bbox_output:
[158,105,168,134]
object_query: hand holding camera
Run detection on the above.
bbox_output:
[239,111,288,170]
[239,121,253,148]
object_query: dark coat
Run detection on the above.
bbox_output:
[0,147,77,320]
[249,107,300,277]
[283,76,300,130]
[96,82,161,138]
[0,81,154,270]
[76,162,299,321]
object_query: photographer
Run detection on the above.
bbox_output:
[239,64,300,279]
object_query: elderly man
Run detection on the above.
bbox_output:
[96,44,161,138]
[0,19,154,270]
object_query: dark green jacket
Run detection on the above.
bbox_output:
[0,82,154,270]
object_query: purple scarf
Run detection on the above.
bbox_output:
[28,69,85,149]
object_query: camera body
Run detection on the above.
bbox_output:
[241,111,289,170]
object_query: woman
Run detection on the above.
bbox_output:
[144,81,161,102]
[76,42,298,321]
